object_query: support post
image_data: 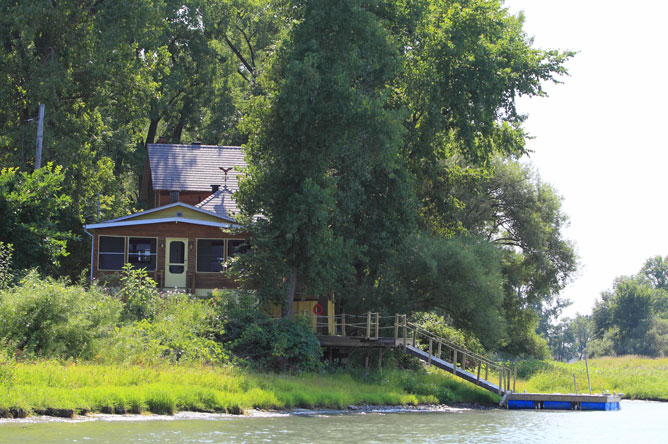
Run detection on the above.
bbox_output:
[366,312,371,339]
[35,103,45,170]
[437,341,442,360]
[428,338,432,365]
[403,315,407,349]
[412,328,416,348]
[394,314,399,341]
[513,366,517,393]
[342,313,346,336]
[453,350,457,374]
[485,364,488,381]
[477,361,481,382]
[498,369,503,395]
[585,354,592,395]
[375,312,379,339]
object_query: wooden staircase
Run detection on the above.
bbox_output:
[309,312,514,395]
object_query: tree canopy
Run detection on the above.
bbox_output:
[0,0,577,357]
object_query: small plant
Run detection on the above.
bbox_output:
[119,264,159,321]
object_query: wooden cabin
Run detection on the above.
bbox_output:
[86,143,333,319]
[86,143,248,295]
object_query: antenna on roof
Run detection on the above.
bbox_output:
[220,167,233,191]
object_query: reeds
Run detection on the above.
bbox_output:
[0,360,498,417]
[513,356,668,400]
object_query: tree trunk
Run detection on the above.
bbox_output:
[282,266,297,318]
[144,117,160,148]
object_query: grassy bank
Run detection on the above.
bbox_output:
[514,356,668,400]
[0,361,499,418]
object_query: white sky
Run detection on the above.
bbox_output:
[502,0,668,317]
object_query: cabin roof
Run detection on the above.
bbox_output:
[148,143,246,192]
[195,188,240,219]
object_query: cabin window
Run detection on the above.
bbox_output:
[128,237,157,271]
[227,239,250,258]
[98,236,125,270]
[197,239,226,272]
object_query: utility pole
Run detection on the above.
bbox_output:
[34,103,45,170]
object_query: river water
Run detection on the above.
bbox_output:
[0,401,664,443]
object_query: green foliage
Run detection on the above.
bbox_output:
[99,293,226,365]
[118,264,159,321]
[215,292,322,372]
[411,312,486,356]
[0,165,74,273]
[237,0,409,315]
[0,242,13,289]
[0,272,122,359]
[591,275,663,357]
[545,314,593,362]
[376,234,504,348]
[0,0,575,360]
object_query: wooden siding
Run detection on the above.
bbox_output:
[91,222,248,293]
[157,190,211,207]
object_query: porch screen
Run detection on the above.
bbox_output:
[98,236,125,270]
[128,237,157,271]
[197,239,226,272]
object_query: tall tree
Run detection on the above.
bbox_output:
[237,0,408,316]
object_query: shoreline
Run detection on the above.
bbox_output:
[0,403,494,424]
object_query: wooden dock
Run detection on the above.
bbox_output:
[505,392,621,410]
[307,312,621,411]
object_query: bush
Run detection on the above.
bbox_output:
[0,272,122,359]
[511,359,554,379]
[215,292,322,372]
[0,242,13,290]
[118,264,159,321]
[411,312,486,356]
[98,293,226,365]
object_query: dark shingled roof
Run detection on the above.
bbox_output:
[147,143,246,192]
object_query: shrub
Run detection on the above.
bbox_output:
[118,264,159,321]
[98,293,226,365]
[215,292,322,372]
[0,242,13,290]
[0,272,122,359]
[412,312,486,356]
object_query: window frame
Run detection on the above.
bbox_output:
[97,235,126,271]
[195,238,228,273]
[127,236,158,271]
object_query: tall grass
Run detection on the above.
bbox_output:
[514,356,668,400]
[0,360,498,418]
